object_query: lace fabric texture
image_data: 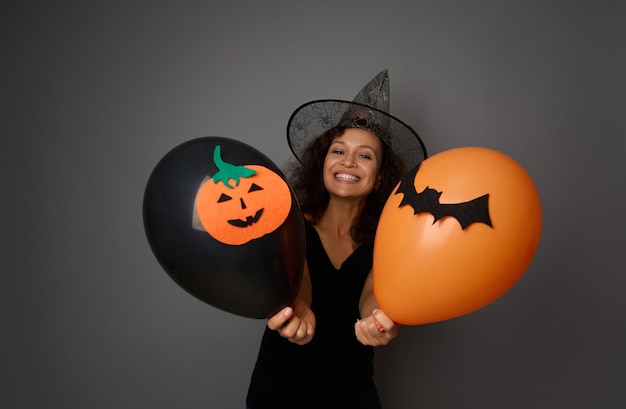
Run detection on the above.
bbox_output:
[286,70,426,169]
[287,99,426,169]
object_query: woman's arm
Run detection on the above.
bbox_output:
[355,271,399,346]
[266,260,316,345]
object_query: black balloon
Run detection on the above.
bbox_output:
[143,137,305,318]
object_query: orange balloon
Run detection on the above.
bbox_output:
[373,147,542,325]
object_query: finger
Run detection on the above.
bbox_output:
[282,319,311,344]
[355,319,378,344]
[361,316,384,336]
[354,320,367,344]
[372,309,395,332]
[267,306,293,330]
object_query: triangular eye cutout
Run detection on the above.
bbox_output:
[248,183,263,192]
[218,193,232,203]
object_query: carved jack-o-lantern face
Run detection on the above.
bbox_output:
[195,145,292,245]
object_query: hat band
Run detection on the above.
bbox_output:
[338,107,391,144]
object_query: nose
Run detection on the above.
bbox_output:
[342,154,357,167]
[240,197,247,209]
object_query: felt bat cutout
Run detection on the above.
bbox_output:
[396,167,493,230]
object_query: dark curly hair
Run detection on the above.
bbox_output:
[285,126,406,246]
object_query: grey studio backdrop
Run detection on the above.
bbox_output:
[2,1,624,408]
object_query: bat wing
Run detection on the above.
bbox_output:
[395,167,492,230]
[435,194,492,229]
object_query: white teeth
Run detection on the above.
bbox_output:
[336,173,359,182]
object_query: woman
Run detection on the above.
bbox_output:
[246,70,427,409]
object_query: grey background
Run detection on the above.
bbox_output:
[2,1,624,408]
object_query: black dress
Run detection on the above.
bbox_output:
[246,219,381,409]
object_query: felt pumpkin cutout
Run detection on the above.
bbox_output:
[195,145,292,245]
[373,147,542,325]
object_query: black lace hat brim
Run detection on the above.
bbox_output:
[287,99,427,169]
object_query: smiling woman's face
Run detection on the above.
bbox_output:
[322,128,383,201]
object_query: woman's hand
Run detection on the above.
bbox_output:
[267,298,316,345]
[356,271,399,346]
[354,309,399,346]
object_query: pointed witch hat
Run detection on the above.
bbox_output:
[287,69,427,169]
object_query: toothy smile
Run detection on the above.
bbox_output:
[335,173,360,182]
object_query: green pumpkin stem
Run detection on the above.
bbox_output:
[212,145,256,189]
